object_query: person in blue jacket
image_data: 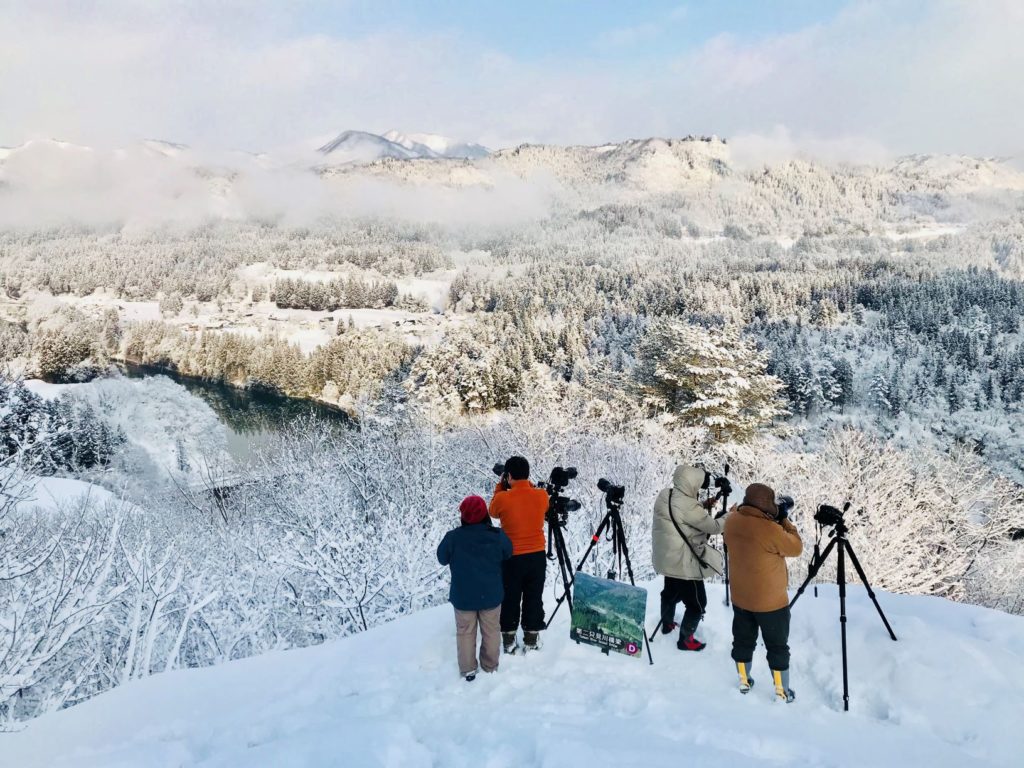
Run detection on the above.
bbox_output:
[437,495,513,681]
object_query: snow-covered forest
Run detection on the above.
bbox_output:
[2,137,1024,724]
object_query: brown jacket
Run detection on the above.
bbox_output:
[723,505,803,612]
[489,480,549,556]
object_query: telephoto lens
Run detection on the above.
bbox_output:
[492,463,506,477]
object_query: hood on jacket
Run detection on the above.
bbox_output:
[742,483,778,517]
[672,465,707,498]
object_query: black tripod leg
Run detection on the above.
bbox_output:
[557,530,574,614]
[843,540,898,641]
[648,619,663,643]
[611,512,654,665]
[546,513,615,628]
[838,541,850,712]
[544,525,577,628]
[723,543,731,607]
[721,492,730,606]
[790,537,837,608]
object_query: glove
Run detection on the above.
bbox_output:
[776,495,795,522]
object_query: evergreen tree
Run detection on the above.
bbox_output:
[635,320,785,441]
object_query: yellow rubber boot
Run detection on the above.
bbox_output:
[772,669,796,703]
[736,661,754,694]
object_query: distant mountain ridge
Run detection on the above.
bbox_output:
[316,129,490,164]
[2,134,1023,236]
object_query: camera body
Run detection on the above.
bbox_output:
[548,466,578,489]
[713,475,733,498]
[815,503,846,528]
[538,466,581,528]
[597,477,625,505]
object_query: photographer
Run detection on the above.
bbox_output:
[723,483,802,702]
[489,456,550,654]
[652,465,725,652]
[437,496,513,682]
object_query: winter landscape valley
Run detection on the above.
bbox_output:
[3,2,1024,765]
[3,127,1023,767]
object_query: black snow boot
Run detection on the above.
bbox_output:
[502,632,519,655]
[523,631,540,651]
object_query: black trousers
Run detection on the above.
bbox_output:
[660,577,707,636]
[500,552,547,632]
[730,605,791,670]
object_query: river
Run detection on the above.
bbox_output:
[118,363,350,460]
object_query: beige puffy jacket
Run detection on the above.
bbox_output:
[652,465,725,580]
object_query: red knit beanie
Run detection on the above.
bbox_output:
[460,495,488,525]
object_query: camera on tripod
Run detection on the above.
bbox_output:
[597,478,625,505]
[814,501,850,528]
[539,466,581,527]
[713,474,732,497]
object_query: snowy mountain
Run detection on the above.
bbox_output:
[139,138,189,158]
[383,129,490,159]
[316,129,421,164]
[5,583,1022,767]
[315,129,490,164]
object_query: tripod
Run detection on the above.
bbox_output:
[790,518,898,712]
[546,512,576,615]
[720,472,732,607]
[547,498,654,665]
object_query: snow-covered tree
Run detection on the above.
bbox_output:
[636,320,786,441]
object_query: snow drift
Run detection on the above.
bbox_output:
[5,583,1021,767]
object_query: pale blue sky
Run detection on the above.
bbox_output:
[288,1,852,60]
[2,1,1021,157]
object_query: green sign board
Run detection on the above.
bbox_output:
[569,572,648,658]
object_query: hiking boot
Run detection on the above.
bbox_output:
[677,634,706,652]
[464,671,477,682]
[660,621,678,635]
[502,632,519,655]
[771,669,796,703]
[736,661,755,694]
[523,631,540,651]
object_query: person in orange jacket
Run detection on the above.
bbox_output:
[489,455,550,654]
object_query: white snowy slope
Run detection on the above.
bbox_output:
[315,130,489,164]
[316,130,422,164]
[5,584,1022,767]
[383,129,490,159]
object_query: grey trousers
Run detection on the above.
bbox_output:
[454,606,501,676]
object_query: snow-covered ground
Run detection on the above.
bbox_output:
[22,375,231,481]
[5,583,1021,767]
[12,474,117,513]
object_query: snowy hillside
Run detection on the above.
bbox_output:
[6,584,1022,768]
